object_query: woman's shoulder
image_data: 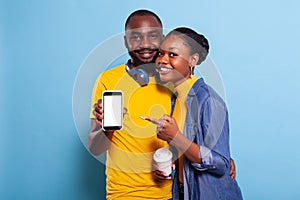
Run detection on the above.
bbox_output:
[189,78,209,98]
[190,78,226,107]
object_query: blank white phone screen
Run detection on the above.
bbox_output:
[103,95,122,127]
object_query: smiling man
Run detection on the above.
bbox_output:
[89,10,174,200]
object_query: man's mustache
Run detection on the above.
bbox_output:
[133,48,158,53]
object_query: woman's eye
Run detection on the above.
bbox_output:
[169,52,177,57]
[157,51,164,56]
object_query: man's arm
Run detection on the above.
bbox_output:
[88,100,113,156]
[88,118,113,156]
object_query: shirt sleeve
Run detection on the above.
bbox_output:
[191,97,230,176]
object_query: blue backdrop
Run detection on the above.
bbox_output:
[1,0,300,199]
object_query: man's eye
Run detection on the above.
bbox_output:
[150,34,159,39]
[131,35,141,41]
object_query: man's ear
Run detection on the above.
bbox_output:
[124,35,129,49]
[189,53,200,67]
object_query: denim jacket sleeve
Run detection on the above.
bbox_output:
[190,95,230,176]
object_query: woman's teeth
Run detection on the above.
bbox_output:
[159,67,173,74]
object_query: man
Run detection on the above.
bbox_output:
[89,9,236,199]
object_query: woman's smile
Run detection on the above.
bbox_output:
[157,65,174,75]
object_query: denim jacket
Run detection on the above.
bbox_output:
[172,78,243,200]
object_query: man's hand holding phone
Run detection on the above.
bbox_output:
[93,90,126,131]
[93,99,104,127]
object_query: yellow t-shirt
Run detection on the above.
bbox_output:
[90,64,173,199]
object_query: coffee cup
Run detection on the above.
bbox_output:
[153,147,173,175]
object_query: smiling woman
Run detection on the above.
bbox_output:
[156,28,209,86]
[153,27,243,200]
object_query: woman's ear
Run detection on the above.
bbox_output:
[189,53,200,67]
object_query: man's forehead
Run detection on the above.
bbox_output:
[126,27,162,34]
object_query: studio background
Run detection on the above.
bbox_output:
[1,0,299,199]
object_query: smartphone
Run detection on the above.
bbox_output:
[102,90,123,131]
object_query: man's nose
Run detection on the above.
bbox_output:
[140,35,151,48]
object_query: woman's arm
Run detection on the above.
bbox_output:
[190,97,230,176]
[156,96,231,176]
[155,115,201,163]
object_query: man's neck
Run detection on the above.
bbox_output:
[128,60,155,76]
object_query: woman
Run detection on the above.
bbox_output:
[147,27,243,199]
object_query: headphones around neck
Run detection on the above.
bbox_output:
[126,60,149,86]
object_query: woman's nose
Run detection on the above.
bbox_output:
[157,53,168,65]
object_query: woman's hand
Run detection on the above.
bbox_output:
[141,114,201,164]
[152,160,173,182]
[156,114,180,143]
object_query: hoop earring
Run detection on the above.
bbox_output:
[190,67,194,78]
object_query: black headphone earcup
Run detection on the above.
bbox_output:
[128,68,149,86]
[135,69,149,86]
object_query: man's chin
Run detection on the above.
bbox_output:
[132,59,155,67]
[129,52,157,67]
[139,58,154,64]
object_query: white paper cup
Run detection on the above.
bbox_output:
[153,147,173,175]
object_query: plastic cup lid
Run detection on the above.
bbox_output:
[153,147,172,162]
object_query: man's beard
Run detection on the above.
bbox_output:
[128,49,158,74]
